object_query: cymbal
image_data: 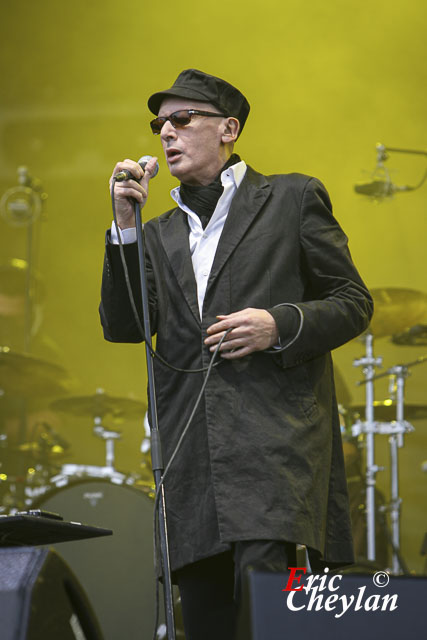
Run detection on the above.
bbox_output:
[369,288,427,338]
[0,346,74,399]
[392,324,427,346]
[50,392,146,420]
[350,401,427,422]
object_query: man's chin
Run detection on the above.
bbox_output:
[167,158,205,185]
[168,160,188,182]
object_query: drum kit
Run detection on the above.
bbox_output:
[0,353,153,511]
[339,287,427,575]
[0,350,163,639]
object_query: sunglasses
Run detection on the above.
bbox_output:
[150,109,228,135]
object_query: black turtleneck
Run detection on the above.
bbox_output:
[179,153,241,229]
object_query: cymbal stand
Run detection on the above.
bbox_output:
[352,332,383,562]
[93,416,121,470]
[0,167,47,354]
[386,365,412,573]
[357,356,426,573]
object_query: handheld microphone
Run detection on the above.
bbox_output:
[114,155,159,182]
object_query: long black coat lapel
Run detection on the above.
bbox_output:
[207,167,271,290]
[159,207,201,324]
[158,168,271,324]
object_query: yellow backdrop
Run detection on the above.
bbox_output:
[0,0,426,573]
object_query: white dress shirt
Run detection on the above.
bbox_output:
[111,160,247,317]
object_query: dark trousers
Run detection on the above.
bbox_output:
[176,540,296,640]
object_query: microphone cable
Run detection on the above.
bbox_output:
[110,179,231,638]
[110,179,224,374]
[151,328,231,640]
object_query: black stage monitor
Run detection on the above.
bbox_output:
[0,547,103,640]
[238,570,426,640]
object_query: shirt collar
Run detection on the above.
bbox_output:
[170,160,247,211]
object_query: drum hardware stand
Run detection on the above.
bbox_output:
[353,354,426,573]
[0,169,48,510]
[134,199,176,639]
[352,332,383,563]
[93,417,122,470]
[0,167,47,355]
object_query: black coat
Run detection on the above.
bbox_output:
[100,167,373,572]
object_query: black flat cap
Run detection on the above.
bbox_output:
[147,69,250,136]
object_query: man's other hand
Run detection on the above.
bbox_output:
[205,308,279,359]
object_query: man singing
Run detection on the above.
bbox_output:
[100,69,373,639]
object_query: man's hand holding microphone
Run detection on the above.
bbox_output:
[109,156,159,229]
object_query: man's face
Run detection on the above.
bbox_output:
[157,97,228,186]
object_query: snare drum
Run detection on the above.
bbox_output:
[49,463,130,486]
[32,477,161,640]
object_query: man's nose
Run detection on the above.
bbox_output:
[160,119,177,140]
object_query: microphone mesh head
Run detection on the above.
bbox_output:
[138,155,159,177]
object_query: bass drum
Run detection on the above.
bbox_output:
[33,479,163,640]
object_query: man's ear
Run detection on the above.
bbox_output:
[221,117,240,143]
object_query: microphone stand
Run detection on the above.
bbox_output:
[375,143,427,193]
[376,143,427,160]
[0,167,46,508]
[133,200,176,639]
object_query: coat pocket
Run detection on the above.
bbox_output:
[282,363,319,423]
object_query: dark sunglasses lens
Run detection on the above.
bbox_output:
[150,111,193,134]
[150,118,165,134]
[170,111,192,127]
